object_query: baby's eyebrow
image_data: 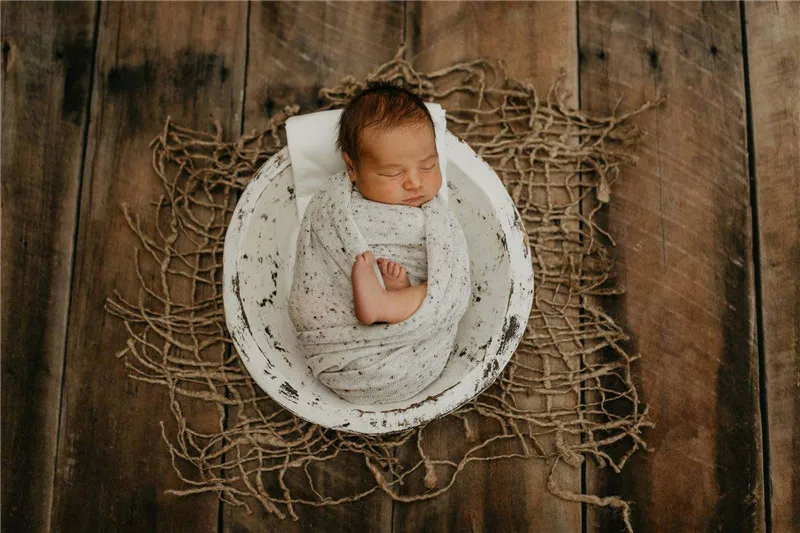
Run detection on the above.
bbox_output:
[378,153,437,169]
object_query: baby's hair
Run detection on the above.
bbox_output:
[336,79,435,170]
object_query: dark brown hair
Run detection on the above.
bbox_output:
[335,79,435,170]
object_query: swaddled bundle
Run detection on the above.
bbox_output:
[288,169,471,404]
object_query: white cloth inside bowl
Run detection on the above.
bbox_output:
[285,102,449,222]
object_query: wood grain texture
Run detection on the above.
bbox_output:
[395,3,582,532]
[243,1,406,123]
[1,3,98,532]
[745,3,800,531]
[5,3,791,532]
[579,2,764,532]
[49,3,247,531]
[222,3,403,532]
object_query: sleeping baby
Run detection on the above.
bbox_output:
[288,80,471,405]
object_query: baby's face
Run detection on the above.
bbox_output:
[343,121,442,208]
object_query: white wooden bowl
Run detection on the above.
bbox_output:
[223,130,534,435]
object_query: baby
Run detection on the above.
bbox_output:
[289,80,471,404]
[336,80,442,326]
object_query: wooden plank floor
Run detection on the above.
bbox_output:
[2,2,797,532]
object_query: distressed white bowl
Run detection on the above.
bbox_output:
[223,130,534,435]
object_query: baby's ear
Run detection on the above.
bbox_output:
[343,153,356,181]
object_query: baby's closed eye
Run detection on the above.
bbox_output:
[380,164,436,178]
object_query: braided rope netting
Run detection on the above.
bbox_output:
[105,46,664,532]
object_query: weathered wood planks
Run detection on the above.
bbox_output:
[1,3,98,532]
[3,2,794,532]
[580,2,765,532]
[745,2,800,531]
[394,3,583,532]
[222,3,403,532]
[48,3,248,531]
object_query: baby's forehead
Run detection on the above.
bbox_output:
[361,133,436,167]
[360,121,434,148]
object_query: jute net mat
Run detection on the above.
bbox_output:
[106,45,664,532]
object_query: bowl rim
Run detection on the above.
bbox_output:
[223,130,534,434]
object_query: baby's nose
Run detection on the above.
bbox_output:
[404,173,424,189]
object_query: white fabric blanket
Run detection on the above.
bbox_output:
[288,169,471,405]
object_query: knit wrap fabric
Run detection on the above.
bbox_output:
[288,169,471,405]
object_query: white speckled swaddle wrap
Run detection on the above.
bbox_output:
[288,169,471,405]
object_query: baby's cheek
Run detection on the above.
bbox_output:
[431,172,443,192]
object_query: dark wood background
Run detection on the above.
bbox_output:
[2,2,798,532]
